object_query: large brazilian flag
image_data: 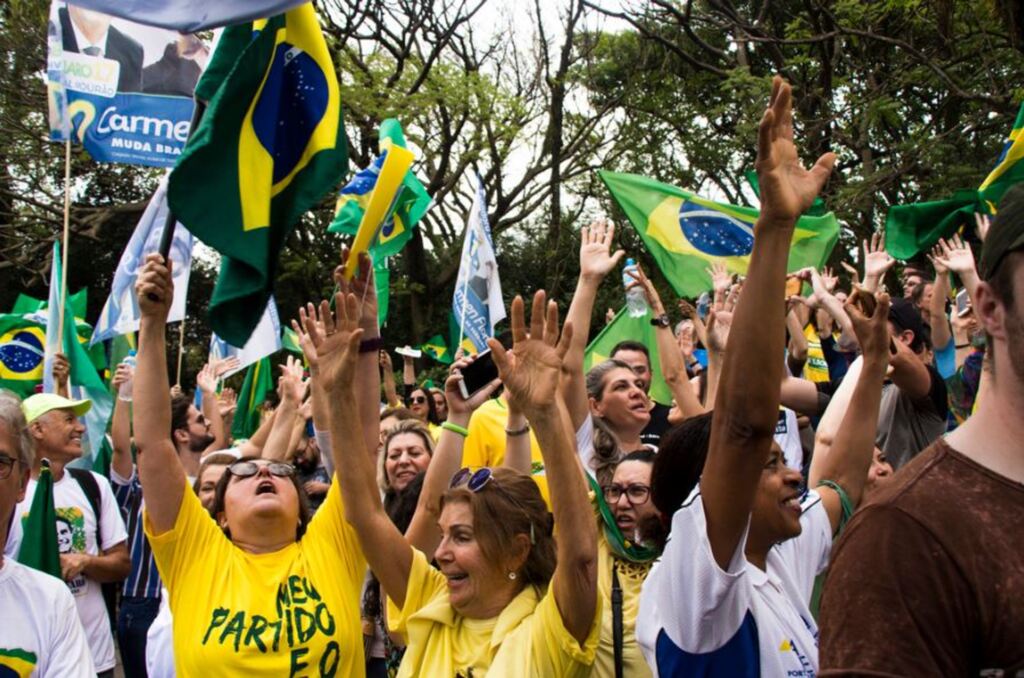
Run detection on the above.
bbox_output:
[0,315,46,397]
[599,170,840,298]
[168,2,348,348]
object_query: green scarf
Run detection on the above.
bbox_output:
[587,474,660,564]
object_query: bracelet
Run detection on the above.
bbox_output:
[505,423,530,437]
[359,336,384,353]
[441,421,469,437]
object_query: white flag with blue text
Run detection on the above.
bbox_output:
[91,176,194,345]
[209,298,281,379]
[453,175,505,353]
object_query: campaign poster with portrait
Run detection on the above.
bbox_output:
[46,1,211,167]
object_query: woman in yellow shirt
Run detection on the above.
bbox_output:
[310,290,601,677]
[132,254,378,677]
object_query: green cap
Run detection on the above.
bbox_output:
[980,183,1024,279]
[21,393,91,424]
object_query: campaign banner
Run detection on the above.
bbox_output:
[47,2,210,167]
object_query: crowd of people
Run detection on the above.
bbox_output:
[1,77,1021,677]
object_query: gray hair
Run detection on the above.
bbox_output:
[0,390,34,468]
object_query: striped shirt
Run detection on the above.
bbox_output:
[111,467,162,599]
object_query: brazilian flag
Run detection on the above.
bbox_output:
[168,2,348,348]
[17,461,62,579]
[585,307,673,406]
[0,315,46,396]
[232,357,274,441]
[886,102,1024,259]
[600,171,840,298]
[329,118,431,258]
[0,648,37,676]
[420,334,453,365]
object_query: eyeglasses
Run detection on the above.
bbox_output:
[601,483,651,505]
[410,396,428,405]
[227,461,295,479]
[449,467,537,544]
[0,455,18,480]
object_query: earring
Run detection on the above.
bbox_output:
[507,571,517,581]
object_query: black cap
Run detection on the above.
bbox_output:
[980,183,1024,279]
[888,297,926,346]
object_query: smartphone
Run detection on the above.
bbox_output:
[458,349,499,400]
[955,288,971,317]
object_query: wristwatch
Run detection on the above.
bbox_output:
[650,314,671,328]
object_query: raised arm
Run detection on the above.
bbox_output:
[701,77,835,569]
[310,291,413,608]
[380,350,401,408]
[861,231,896,293]
[133,254,186,536]
[502,400,532,475]
[110,363,134,480]
[195,363,227,452]
[489,291,597,646]
[926,247,953,352]
[260,356,305,462]
[631,265,706,419]
[405,355,499,556]
[810,290,892,532]
[562,221,625,430]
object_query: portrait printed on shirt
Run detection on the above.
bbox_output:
[55,507,88,595]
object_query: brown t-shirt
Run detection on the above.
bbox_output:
[819,438,1024,676]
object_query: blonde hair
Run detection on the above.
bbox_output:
[377,419,435,494]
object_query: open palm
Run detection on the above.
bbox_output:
[303,293,363,393]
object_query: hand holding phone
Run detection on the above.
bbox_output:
[457,349,500,400]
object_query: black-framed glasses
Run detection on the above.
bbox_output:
[601,483,651,505]
[228,460,295,479]
[0,455,18,480]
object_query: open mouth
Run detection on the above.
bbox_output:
[444,571,468,585]
[256,480,277,495]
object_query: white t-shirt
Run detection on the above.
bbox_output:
[145,587,174,678]
[637,488,832,677]
[0,557,95,677]
[9,471,128,672]
[774,408,804,472]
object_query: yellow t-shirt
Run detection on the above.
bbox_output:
[590,533,653,678]
[144,480,366,677]
[462,398,550,504]
[387,549,600,677]
[802,324,831,383]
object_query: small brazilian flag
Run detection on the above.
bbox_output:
[168,2,348,348]
[17,460,62,579]
[0,648,37,676]
[420,335,452,365]
[886,101,1024,259]
[329,118,431,258]
[0,314,47,397]
[600,170,840,298]
[232,357,274,441]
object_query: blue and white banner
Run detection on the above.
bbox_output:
[91,176,194,345]
[47,1,210,167]
[63,0,309,33]
[452,175,506,353]
[209,298,281,379]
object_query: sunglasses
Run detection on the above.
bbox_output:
[227,461,295,479]
[449,467,537,544]
[410,395,428,405]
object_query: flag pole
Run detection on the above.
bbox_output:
[58,139,72,344]
[457,275,469,352]
[175,319,186,387]
[157,101,205,260]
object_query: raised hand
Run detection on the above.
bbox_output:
[51,353,70,388]
[302,293,364,394]
[927,242,949,276]
[195,363,218,395]
[706,262,733,298]
[819,266,838,293]
[277,355,307,404]
[579,220,625,281]
[217,387,237,419]
[706,283,740,353]
[862,231,896,282]
[626,264,667,315]
[292,303,325,375]
[135,253,174,321]
[378,349,393,372]
[932,234,976,276]
[974,212,990,242]
[755,76,836,225]
[333,248,379,330]
[846,289,892,366]
[487,291,573,417]
[211,356,241,380]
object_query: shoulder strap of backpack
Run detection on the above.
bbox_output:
[68,468,102,546]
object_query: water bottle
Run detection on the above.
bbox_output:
[118,351,136,401]
[623,258,648,318]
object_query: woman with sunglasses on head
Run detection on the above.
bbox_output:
[133,253,377,677]
[312,290,600,677]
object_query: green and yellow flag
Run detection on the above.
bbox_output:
[168,2,348,348]
[600,170,840,297]
[585,307,673,406]
[886,102,1024,259]
[231,357,274,441]
[0,315,47,397]
[17,461,62,579]
[420,334,453,365]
